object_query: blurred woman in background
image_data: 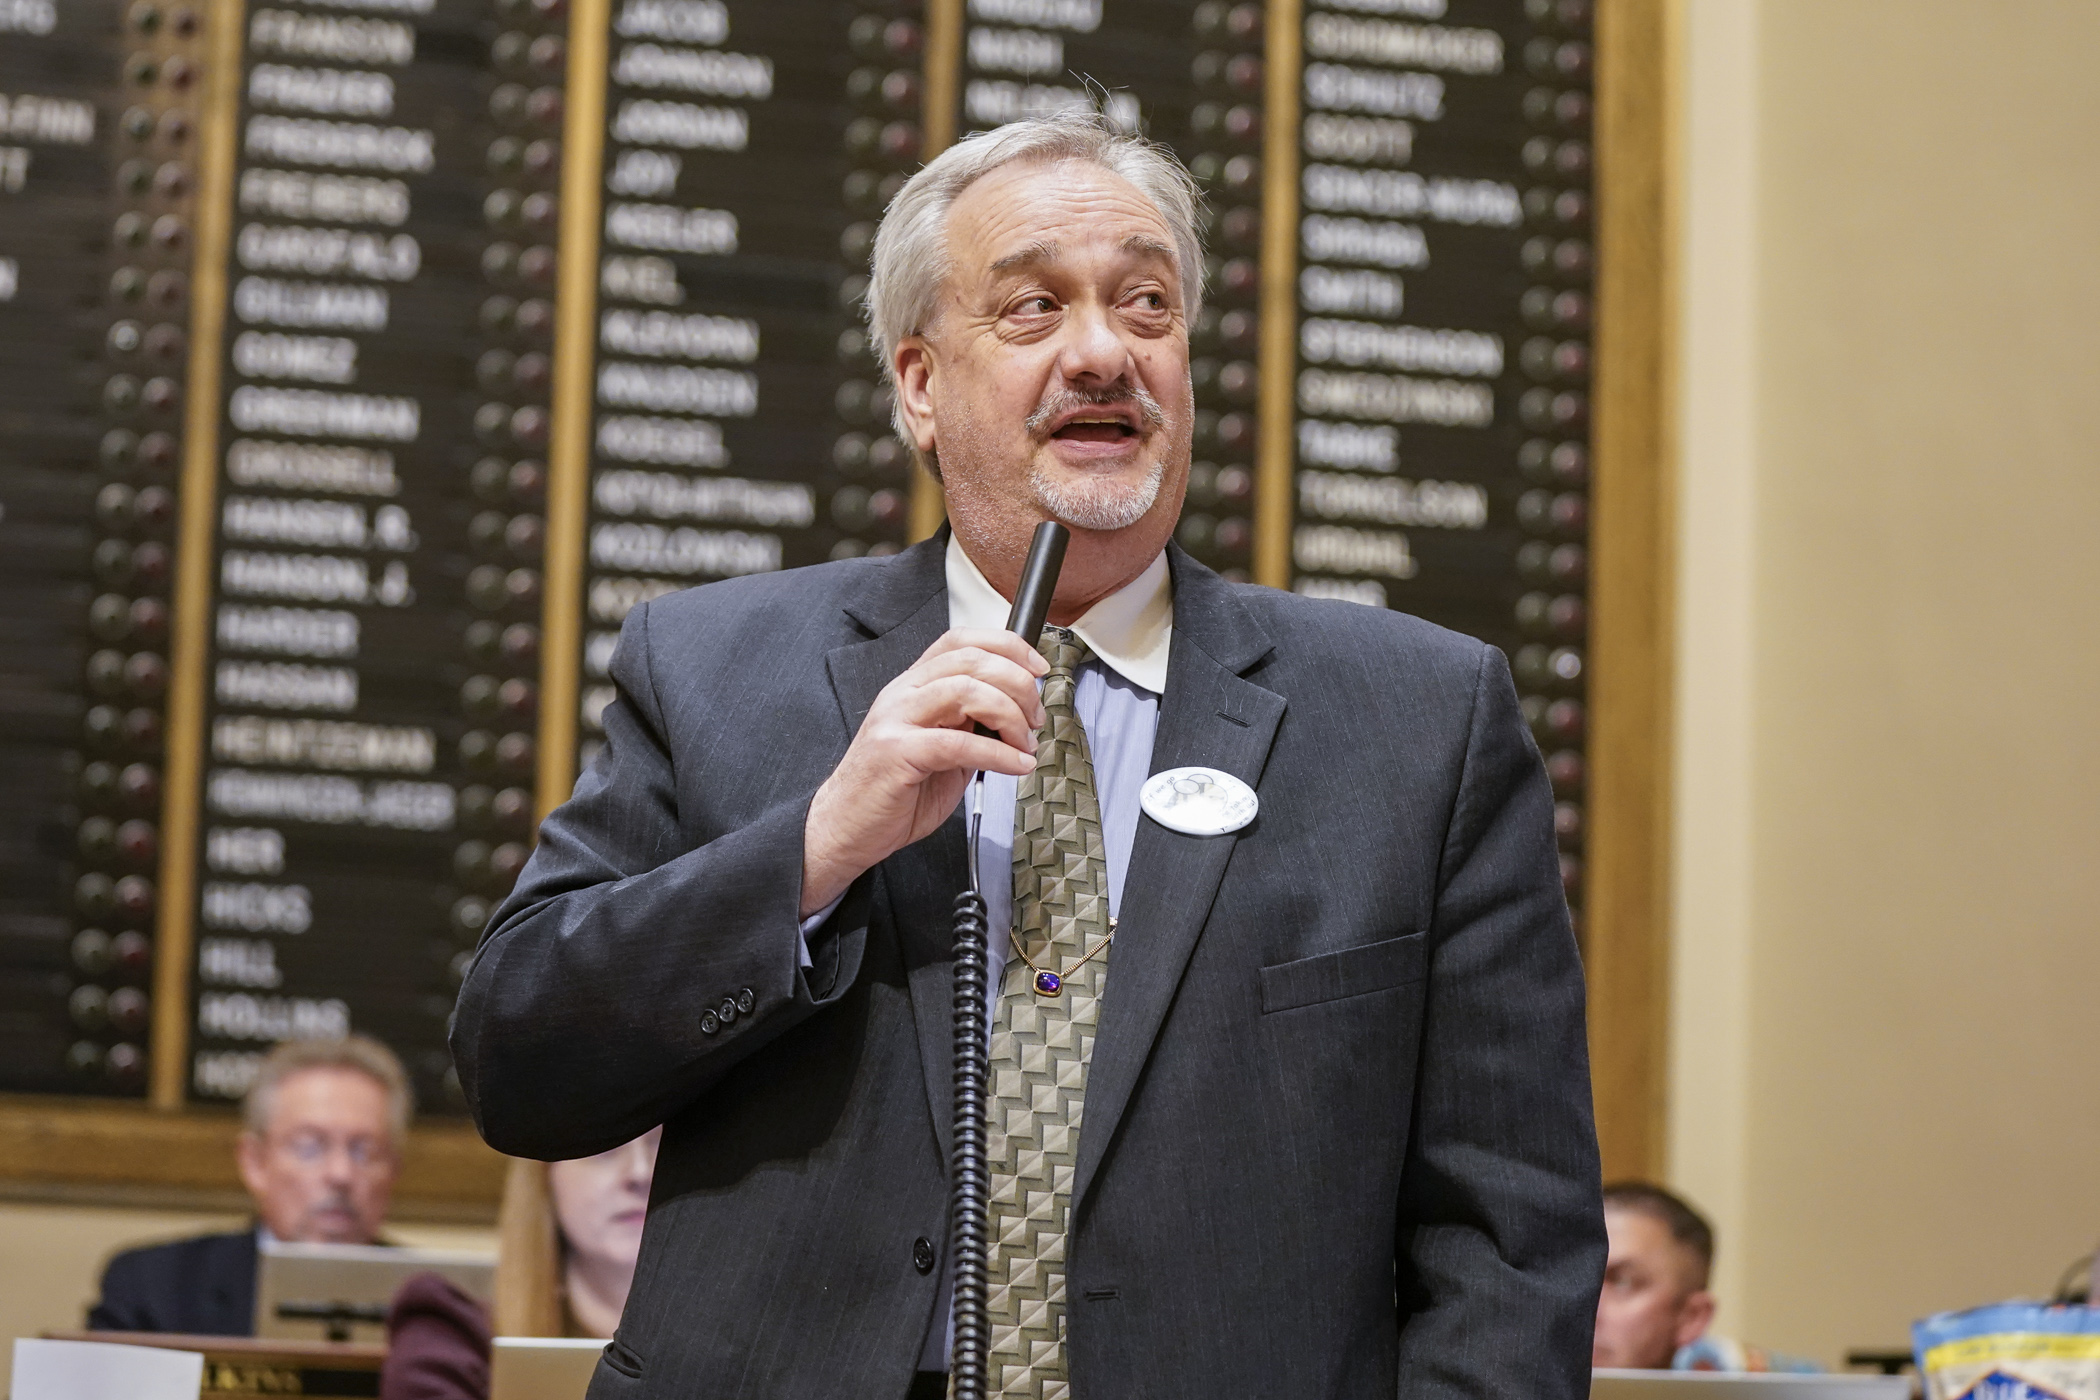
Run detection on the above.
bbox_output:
[381,1129,660,1399]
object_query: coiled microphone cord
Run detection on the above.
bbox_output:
[949,845,992,1398]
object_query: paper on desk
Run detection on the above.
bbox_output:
[10,1338,205,1399]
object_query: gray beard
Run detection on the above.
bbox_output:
[1030,454,1165,532]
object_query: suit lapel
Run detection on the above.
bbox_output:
[1074,549,1284,1209]
[822,535,967,1162]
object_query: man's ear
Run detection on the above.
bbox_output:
[891,336,938,457]
[1674,1289,1717,1350]
[235,1131,269,1200]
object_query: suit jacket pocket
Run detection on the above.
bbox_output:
[602,1336,644,1378]
[1260,932,1426,1014]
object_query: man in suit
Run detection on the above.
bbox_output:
[89,1035,408,1334]
[455,110,1604,1398]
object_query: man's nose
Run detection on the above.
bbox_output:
[1055,300,1132,384]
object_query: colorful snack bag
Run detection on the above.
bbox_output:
[1914,1302,2100,1399]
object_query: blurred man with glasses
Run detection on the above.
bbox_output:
[89,1035,411,1335]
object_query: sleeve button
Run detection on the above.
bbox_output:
[700,1010,719,1035]
[717,996,738,1025]
[735,987,755,1014]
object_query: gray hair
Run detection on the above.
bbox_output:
[865,108,1205,449]
[241,1034,414,1144]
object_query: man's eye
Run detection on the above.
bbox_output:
[1015,296,1055,315]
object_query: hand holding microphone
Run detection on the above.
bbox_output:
[799,523,1070,919]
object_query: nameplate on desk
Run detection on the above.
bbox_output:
[202,1356,380,1398]
[48,1332,384,1400]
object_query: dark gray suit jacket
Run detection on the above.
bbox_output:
[454,537,1604,1399]
[88,1229,257,1335]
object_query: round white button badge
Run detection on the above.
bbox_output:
[1140,766,1259,837]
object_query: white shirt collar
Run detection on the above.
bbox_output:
[945,533,1173,693]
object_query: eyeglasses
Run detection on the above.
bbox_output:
[269,1130,393,1169]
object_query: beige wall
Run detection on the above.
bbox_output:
[1669,0,2100,1365]
[0,1200,491,1350]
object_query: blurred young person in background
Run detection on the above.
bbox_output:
[1594,1181,1819,1373]
[381,1128,660,1400]
[89,1035,409,1335]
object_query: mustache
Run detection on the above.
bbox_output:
[1025,383,1166,438]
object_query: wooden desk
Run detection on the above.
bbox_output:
[44,1332,385,1398]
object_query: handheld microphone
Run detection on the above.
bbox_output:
[1002,519,1069,643]
[950,519,1068,1400]
[970,521,1070,741]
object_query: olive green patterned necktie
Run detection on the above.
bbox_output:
[984,627,1112,1400]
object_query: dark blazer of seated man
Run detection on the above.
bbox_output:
[90,1035,408,1335]
[454,111,1605,1400]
